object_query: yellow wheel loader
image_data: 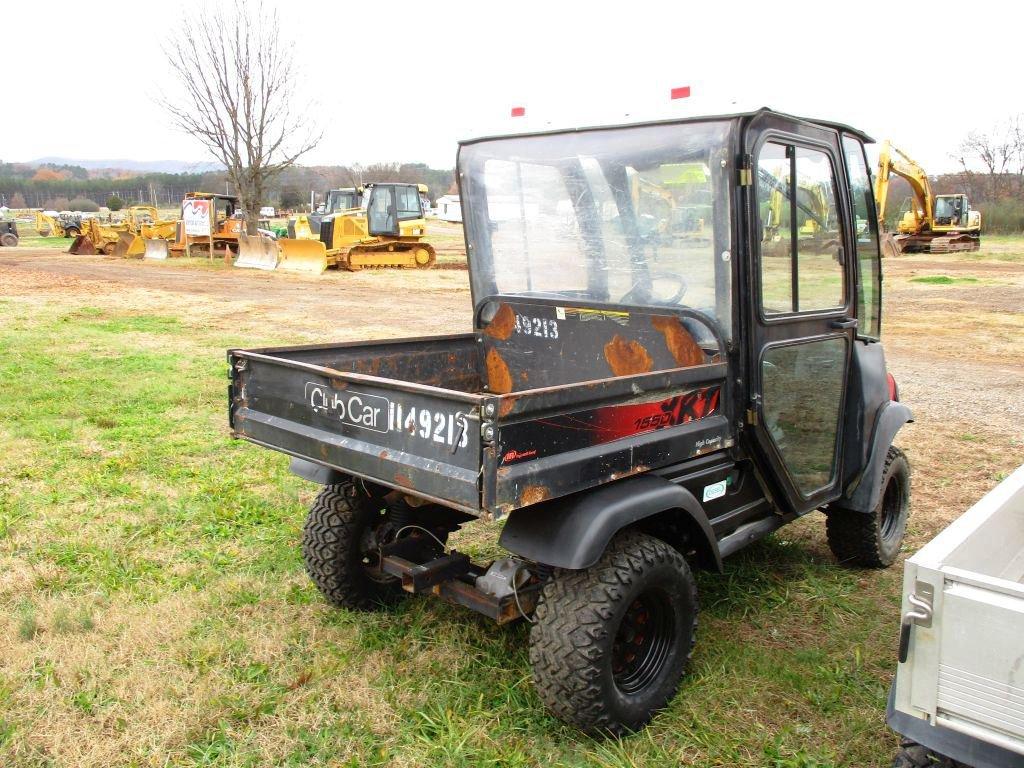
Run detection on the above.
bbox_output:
[112,206,177,258]
[875,140,980,256]
[272,183,435,274]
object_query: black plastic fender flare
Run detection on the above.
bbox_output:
[844,401,914,512]
[290,457,345,485]
[498,474,722,571]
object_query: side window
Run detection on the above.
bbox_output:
[396,186,422,221]
[758,142,845,315]
[842,135,881,339]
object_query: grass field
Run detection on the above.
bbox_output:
[0,237,1022,767]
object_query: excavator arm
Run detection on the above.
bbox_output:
[874,140,933,234]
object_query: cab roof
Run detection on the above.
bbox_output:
[458,107,873,147]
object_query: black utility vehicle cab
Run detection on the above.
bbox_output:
[227,109,912,735]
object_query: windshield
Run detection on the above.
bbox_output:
[326,190,359,213]
[460,120,734,337]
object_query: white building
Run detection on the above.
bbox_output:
[435,195,462,223]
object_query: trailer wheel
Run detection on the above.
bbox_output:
[528,531,698,735]
[893,740,968,768]
[0,233,18,247]
[302,482,446,610]
[827,446,910,568]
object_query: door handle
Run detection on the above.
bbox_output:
[829,317,858,330]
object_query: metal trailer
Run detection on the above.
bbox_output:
[889,464,1024,768]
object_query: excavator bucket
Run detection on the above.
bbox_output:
[277,238,329,275]
[68,236,96,255]
[113,231,145,258]
[234,233,280,270]
[143,239,170,260]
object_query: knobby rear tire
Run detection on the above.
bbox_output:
[528,531,698,735]
[302,481,404,610]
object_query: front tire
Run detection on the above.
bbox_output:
[827,446,910,567]
[528,531,698,735]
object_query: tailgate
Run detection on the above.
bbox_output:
[229,351,483,512]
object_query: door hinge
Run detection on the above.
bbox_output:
[746,394,761,425]
[738,153,753,186]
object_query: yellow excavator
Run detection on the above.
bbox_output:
[874,140,981,256]
[243,183,435,274]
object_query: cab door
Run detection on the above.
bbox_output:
[745,114,857,515]
[366,186,399,236]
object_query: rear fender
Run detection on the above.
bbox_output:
[842,401,913,512]
[498,474,722,571]
[289,457,345,485]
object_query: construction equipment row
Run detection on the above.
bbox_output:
[54,183,436,275]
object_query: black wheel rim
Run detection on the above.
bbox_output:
[612,588,675,695]
[880,476,903,541]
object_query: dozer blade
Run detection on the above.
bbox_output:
[113,231,145,258]
[143,239,170,260]
[68,236,96,255]
[234,233,279,270]
[277,238,329,275]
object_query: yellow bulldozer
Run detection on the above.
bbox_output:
[875,140,981,256]
[143,193,245,260]
[239,183,435,274]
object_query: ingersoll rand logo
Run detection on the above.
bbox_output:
[305,382,388,433]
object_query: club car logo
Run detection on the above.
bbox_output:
[305,381,389,433]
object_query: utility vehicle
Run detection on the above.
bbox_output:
[227,108,913,734]
[889,464,1024,768]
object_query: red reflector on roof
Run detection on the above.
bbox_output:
[670,86,691,99]
[510,106,526,117]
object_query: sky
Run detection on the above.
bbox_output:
[5,0,1019,174]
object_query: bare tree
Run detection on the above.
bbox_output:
[953,115,1023,201]
[161,1,320,232]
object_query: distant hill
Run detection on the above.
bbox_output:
[25,157,223,174]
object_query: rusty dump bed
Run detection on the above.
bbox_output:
[228,299,732,518]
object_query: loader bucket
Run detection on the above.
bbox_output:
[143,239,170,260]
[68,235,96,255]
[277,238,329,275]
[113,231,145,258]
[235,233,279,270]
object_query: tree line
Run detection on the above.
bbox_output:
[0,162,454,212]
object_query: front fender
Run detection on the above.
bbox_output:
[843,401,913,512]
[498,474,721,571]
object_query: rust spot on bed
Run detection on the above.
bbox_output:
[520,485,550,506]
[603,335,653,376]
[393,473,413,488]
[484,303,516,340]
[498,397,517,418]
[651,315,705,367]
[378,450,389,460]
[485,347,513,394]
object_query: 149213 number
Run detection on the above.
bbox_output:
[514,313,558,338]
